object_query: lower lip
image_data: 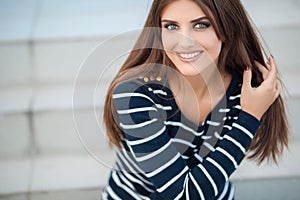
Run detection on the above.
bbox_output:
[176,52,202,63]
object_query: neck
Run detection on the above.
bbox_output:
[183,66,230,99]
[167,65,232,126]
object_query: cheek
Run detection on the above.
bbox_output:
[162,32,177,51]
[211,41,222,61]
[196,34,222,60]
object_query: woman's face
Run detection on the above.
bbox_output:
[161,0,222,76]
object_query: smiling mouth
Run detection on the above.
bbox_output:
[175,51,203,61]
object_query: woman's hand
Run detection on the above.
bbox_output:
[241,56,281,120]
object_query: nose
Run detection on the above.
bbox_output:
[178,33,196,49]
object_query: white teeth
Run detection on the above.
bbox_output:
[179,52,200,59]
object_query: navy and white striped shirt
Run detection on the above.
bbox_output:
[102,74,260,200]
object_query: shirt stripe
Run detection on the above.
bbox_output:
[120,118,158,129]
[233,123,254,139]
[165,121,204,136]
[157,166,189,193]
[190,173,205,200]
[127,126,166,146]
[117,107,157,114]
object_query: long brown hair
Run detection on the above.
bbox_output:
[103,0,288,164]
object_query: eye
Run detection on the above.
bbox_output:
[194,22,211,30]
[164,24,179,31]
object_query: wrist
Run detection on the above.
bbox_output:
[237,110,261,133]
[241,108,262,121]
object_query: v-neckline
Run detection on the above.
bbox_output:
[167,73,238,131]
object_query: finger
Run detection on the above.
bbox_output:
[255,60,268,80]
[265,56,278,83]
[265,61,271,71]
[265,58,271,70]
[274,79,282,98]
[268,55,278,78]
[243,67,252,89]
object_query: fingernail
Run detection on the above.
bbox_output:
[271,54,274,59]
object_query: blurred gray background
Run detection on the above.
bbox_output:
[0,0,299,199]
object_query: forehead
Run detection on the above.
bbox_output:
[160,0,206,20]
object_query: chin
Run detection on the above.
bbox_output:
[179,69,201,76]
[176,63,209,77]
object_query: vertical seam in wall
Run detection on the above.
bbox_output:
[26,107,35,200]
[27,0,43,199]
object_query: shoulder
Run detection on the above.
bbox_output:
[112,75,172,109]
[113,75,170,100]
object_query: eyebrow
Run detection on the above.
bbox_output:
[161,16,209,23]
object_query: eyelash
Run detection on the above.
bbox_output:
[194,22,211,29]
[164,24,179,31]
[163,22,211,31]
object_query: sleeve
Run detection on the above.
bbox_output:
[112,81,260,200]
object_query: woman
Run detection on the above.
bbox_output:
[102,0,288,199]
